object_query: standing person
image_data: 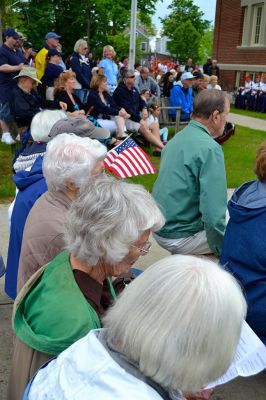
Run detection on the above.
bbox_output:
[70,39,92,104]
[42,49,64,100]
[35,31,61,81]
[184,58,194,72]
[98,45,119,94]
[153,90,230,257]
[203,57,212,74]
[207,59,220,79]
[0,28,25,144]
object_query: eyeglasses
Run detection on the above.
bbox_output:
[127,75,135,79]
[83,47,88,50]
[131,240,152,255]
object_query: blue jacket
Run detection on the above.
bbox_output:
[86,89,120,119]
[70,52,91,89]
[220,180,266,344]
[113,82,146,122]
[5,157,47,299]
[169,84,193,115]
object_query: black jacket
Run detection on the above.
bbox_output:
[10,86,60,126]
[113,82,146,122]
[70,52,91,89]
[86,89,120,119]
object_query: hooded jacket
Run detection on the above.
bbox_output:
[5,156,47,300]
[220,180,266,344]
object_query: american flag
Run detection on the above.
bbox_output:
[104,137,156,179]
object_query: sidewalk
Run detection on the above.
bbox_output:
[1,194,266,399]
[229,112,266,131]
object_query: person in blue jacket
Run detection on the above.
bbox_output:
[170,72,194,122]
[220,140,266,344]
[70,39,92,104]
[5,156,47,299]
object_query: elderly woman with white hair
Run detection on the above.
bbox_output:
[16,133,106,293]
[24,255,247,400]
[70,39,92,104]
[98,45,119,94]
[8,174,165,400]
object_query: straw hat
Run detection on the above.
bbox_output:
[14,66,42,84]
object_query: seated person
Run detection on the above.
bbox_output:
[135,66,160,98]
[220,140,266,344]
[86,74,130,139]
[13,109,66,173]
[192,71,205,97]
[41,48,64,100]
[26,255,246,400]
[170,72,194,122]
[16,134,106,294]
[207,75,221,90]
[8,174,165,400]
[54,70,85,115]
[10,66,66,130]
[141,106,168,157]
[113,68,164,150]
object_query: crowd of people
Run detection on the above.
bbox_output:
[235,74,266,112]
[0,27,265,400]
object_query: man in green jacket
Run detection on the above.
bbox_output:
[152,89,230,257]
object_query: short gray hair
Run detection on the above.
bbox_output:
[73,39,88,53]
[43,133,106,192]
[30,110,67,142]
[64,174,165,265]
[104,255,246,392]
[192,89,229,120]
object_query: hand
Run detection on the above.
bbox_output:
[59,102,68,111]
[18,63,24,71]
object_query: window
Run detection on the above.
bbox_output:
[241,7,248,45]
[141,42,147,52]
[252,4,263,45]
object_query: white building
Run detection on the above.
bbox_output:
[155,36,170,55]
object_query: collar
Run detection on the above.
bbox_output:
[189,119,212,137]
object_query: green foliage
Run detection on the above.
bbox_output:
[5,0,158,56]
[106,34,144,60]
[198,27,213,62]
[161,0,210,63]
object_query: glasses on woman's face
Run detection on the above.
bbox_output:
[131,240,152,255]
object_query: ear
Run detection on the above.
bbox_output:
[212,110,220,123]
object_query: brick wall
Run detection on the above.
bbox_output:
[213,0,266,89]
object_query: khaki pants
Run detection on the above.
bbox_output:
[7,337,53,400]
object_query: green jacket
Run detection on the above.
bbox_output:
[152,120,227,256]
[13,251,103,355]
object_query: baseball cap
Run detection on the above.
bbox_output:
[48,48,63,57]
[49,117,97,139]
[45,32,61,40]
[4,28,21,40]
[193,71,204,79]
[123,69,135,78]
[23,41,33,49]
[181,72,195,81]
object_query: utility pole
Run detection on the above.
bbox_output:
[129,0,137,70]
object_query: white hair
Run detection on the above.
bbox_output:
[73,39,88,53]
[30,110,67,142]
[104,255,247,392]
[43,133,106,192]
[64,174,165,265]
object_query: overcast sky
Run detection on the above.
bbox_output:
[153,0,217,31]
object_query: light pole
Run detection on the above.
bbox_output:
[129,0,137,70]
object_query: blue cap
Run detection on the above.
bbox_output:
[4,28,21,40]
[45,32,61,40]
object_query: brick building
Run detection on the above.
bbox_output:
[213,0,266,90]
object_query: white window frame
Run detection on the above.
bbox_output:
[251,3,264,45]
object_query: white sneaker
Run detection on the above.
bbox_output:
[1,132,16,145]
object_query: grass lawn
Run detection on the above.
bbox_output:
[230,105,266,120]
[0,124,266,201]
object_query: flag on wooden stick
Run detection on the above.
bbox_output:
[104,137,156,179]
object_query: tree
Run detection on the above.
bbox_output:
[9,0,158,56]
[198,27,214,62]
[161,0,210,63]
